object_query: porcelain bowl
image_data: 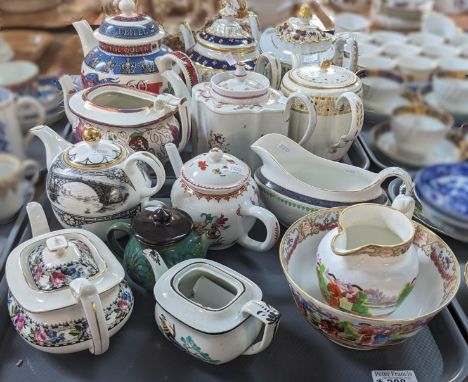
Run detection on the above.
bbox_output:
[254,169,389,227]
[279,208,460,350]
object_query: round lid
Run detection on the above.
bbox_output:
[275,4,333,50]
[64,128,128,170]
[197,5,256,49]
[96,0,165,46]
[132,205,193,247]
[288,60,358,90]
[210,63,270,104]
[27,235,101,292]
[181,148,250,195]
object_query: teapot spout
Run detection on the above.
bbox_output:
[180,22,196,51]
[165,143,184,177]
[29,125,72,170]
[58,75,79,127]
[73,20,98,57]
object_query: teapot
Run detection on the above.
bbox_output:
[107,204,219,291]
[73,0,195,94]
[180,4,277,82]
[257,59,364,161]
[259,3,358,77]
[191,62,317,169]
[6,202,133,355]
[59,76,190,163]
[29,125,166,239]
[166,143,280,252]
[317,199,419,318]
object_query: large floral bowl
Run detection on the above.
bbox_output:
[279,207,460,350]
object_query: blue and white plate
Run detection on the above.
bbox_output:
[415,163,468,224]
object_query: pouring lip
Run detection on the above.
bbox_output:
[330,203,416,257]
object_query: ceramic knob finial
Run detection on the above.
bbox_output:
[220,4,237,19]
[209,148,224,162]
[83,127,101,143]
[320,60,331,71]
[119,0,136,16]
[234,63,247,80]
[152,207,173,226]
[298,4,312,19]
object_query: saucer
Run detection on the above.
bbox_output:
[364,93,414,124]
[371,122,463,168]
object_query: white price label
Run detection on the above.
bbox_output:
[372,370,418,382]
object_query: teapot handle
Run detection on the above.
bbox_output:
[333,35,358,72]
[26,202,50,237]
[158,52,200,94]
[374,167,414,195]
[176,96,191,153]
[284,92,317,146]
[156,56,191,99]
[123,151,166,199]
[236,204,280,252]
[142,248,169,284]
[329,92,363,153]
[255,52,282,90]
[69,278,109,355]
[241,300,280,355]
[107,222,133,261]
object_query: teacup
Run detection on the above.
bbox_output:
[358,55,396,71]
[0,87,45,158]
[421,43,461,59]
[396,55,438,83]
[0,61,39,96]
[407,32,444,46]
[432,57,468,112]
[390,105,453,157]
[358,42,382,56]
[334,13,370,33]
[0,153,39,222]
[382,42,422,58]
[370,31,406,45]
[358,69,404,106]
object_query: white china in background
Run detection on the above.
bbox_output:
[6,202,133,355]
[358,55,396,71]
[432,57,468,112]
[421,86,468,121]
[422,12,458,38]
[382,42,422,58]
[370,31,407,45]
[421,43,461,59]
[407,31,444,46]
[0,61,40,96]
[331,0,369,11]
[0,153,39,222]
[0,87,45,158]
[358,42,383,56]
[152,258,280,364]
[435,0,468,13]
[166,144,280,252]
[396,55,438,83]
[0,35,14,63]
[334,12,370,33]
[448,32,468,46]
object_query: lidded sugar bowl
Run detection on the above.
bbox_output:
[107,204,219,291]
[259,4,358,75]
[30,125,166,239]
[180,4,277,82]
[73,0,194,93]
[166,144,280,252]
[6,202,133,355]
[192,62,317,169]
[153,258,280,364]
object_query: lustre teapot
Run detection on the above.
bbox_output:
[166,143,280,251]
[6,202,133,354]
[180,4,278,82]
[191,62,317,169]
[30,125,166,239]
[73,0,195,94]
[107,203,219,291]
[259,3,358,78]
[59,76,190,163]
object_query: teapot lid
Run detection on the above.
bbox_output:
[274,4,333,53]
[210,63,270,104]
[64,128,129,170]
[96,0,165,46]
[288,60,358,90]
[132,205,193,247]
[181,148,251,195]
[197,5,256,50]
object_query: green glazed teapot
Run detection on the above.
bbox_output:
[107,203,218,291]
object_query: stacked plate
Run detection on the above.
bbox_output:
[415,163,468,241]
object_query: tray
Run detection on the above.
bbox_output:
[388,178,468,337]
[0,194,466,382]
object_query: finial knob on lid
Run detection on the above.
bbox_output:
[119,0,136,16]
[83,127,101,143]
[298,4,312,19]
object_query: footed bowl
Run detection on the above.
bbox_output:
[279,207,460,350]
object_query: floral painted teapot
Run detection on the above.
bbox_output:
[180,4,277,82]
[259,4,358,75]
[59,76,190,163]
[317,199,419,318]
[73,0,195,93]
[107,204,219,291]
[258,60,364,161]
[166,143,280,251]
[30,125,166,239]
[6,202,133,354]
[191,62,317,169]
